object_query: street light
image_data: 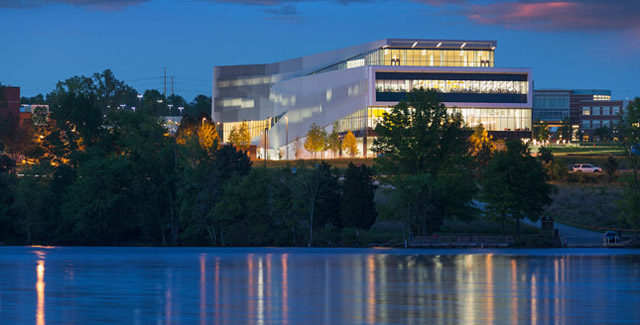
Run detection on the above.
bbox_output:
[168,104,173,115]
[137,94,143,108]
[178,106,184,115]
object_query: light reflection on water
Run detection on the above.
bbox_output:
[1,247,640,323]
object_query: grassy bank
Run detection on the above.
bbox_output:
[546,183,623,229]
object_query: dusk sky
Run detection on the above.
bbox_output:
[1,0,639,101]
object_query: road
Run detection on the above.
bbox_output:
[524,219,602,247]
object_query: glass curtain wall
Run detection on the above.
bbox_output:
[312,48,495,74]
[335,107,531,133]
[222,119,271,143]
[375,79,528,95]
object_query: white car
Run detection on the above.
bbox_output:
[572,163,602,173]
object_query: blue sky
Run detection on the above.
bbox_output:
[1,0,639,101]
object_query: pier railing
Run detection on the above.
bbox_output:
[408,236,515,248]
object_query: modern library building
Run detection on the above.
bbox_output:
[212,38,532,159]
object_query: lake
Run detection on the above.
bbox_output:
[1,247,639,323]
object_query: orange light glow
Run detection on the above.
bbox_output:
[367,254,376,324]
[36,260,45,325]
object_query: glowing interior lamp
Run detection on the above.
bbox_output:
[460,42,466,49]
[436,42,442,48]
[412,42,418,49]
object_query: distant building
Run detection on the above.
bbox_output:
[533,89,625,140]
[20,104,49,126]
[213,38,533,159]
[162,116,182,134]
[579,99,627,138]
[0,86,21,119]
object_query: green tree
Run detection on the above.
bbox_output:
[47,75,103,147]
[61,155,135,245]
[178,144,252,246]
[386,170,478,238]
[604,155,619,184]
[212,169,274,246]
[141,89,167,116]
[373,89,470,175]
[593,126,613,142]
[167,94,188,115]
[295,161,340,246]
[304,123,327,158]
[228,121,251,150]
[537,146,554,163]
[13,166,53,244]
[533,120,550,142]
[481,141,555,234]
[325,123,342,158]
[342,130,359,157]
[617,98,640,239]
[186,95,212,117]
[270,168,305,245]
[340,163,377,235]
[559,117,572,141]
[92,69,139,112]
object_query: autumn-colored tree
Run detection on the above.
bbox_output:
[197,120,219,150]
[468,124,496,168]
[304,123,326,158]
[228,122,251,150]
[342,130,359,157]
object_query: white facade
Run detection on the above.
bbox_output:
[212,39,532,159]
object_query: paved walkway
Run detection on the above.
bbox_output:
[525,219,602,247]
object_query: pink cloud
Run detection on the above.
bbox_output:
[460,1,640,31]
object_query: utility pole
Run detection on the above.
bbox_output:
[163,67,167,98]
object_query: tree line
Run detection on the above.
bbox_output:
[3,69,639,246]
[0,72,379,246]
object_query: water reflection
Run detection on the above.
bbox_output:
[1,248,640,323]
[199,254,206,325]
[281,253,288,325]
[36,260,45,325]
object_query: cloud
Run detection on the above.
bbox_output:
[456,0,640,31]
[263,4,299,15]
[0,0,149,10]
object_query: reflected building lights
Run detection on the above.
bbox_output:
[215,257,221,325]
[531,273,538,324]
[485,254,494,324]
[367,255,376,324]
[510,259,518,324]
[258,258,265,325]
[36,260,45,325]
[324,259,330,324]
[266,254,272,322]
[281,254,289,325]
[199,254,206,325]
[166,270,173,325]
[247,254,254,323]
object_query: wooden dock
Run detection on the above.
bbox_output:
[408,236,515,248]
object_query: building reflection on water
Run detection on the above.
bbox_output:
[0,248,637,323]
[197,252,638,323]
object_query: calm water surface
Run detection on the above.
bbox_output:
[1,247,640,324]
